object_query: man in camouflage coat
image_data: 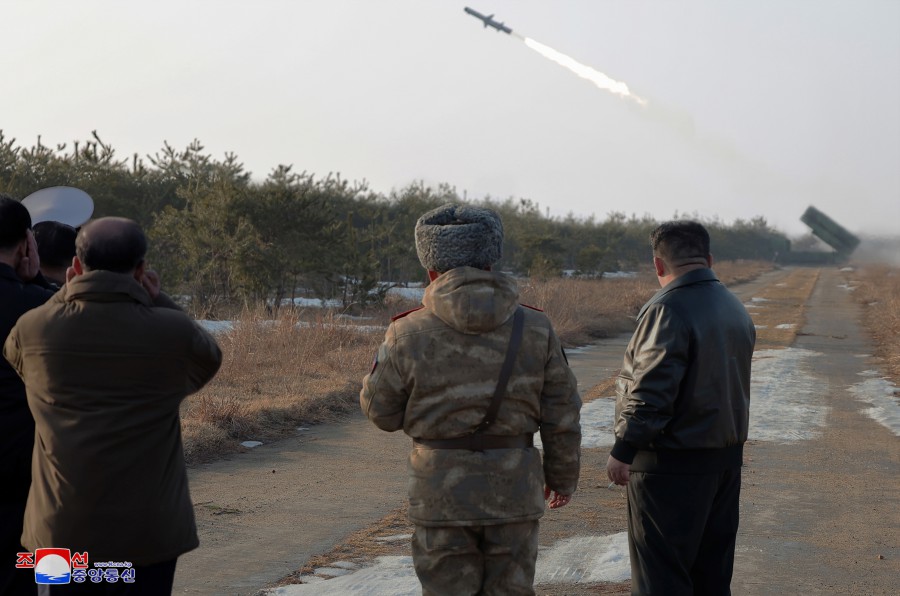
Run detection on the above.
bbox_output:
[361,204,581,595]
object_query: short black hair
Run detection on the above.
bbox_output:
[650,221,710,265]
[76,218,148,273]
[33,221,77,267]
[0,195,32,251]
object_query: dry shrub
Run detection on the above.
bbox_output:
[713,260,775,286]
[181,308,382,463]
[518,274,657,347]
[850,264,900,382]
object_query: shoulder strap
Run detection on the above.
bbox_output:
[475,306,525,434]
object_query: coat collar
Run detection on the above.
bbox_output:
[64,270,153,306]
[0,262,22,283]
[637,267,720,319]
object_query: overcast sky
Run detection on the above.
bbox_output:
[3,1,898,237]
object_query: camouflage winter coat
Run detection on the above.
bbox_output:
[361,267,581,527]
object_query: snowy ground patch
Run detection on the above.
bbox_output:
[268,556,419,595]
[535,533,630,584]
[534,397,616,450]
[387,285,425,302]
[848,377,900,436]
[267,533,630,595]
[750,348,829,443]
[197,320,235,334]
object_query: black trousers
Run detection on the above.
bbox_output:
[36,559,177,596]
[626,466,741,596]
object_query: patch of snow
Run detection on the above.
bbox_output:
[535,533,630,584]
[837,284,857,291]
[313,567,353,577]
[750,348,829,443]
[603,271,638,279]
[375,534,413,543]
[197,320,235,334]
[754,325,768,330]
[296,427,309,432]
[268,556,419,595]
[848,377,900,436]
[329,561,360,570]
[268,533,631,595]
[564,346,591,355]
[857,370,880,377]
[775,283,787,287]
[283,297,344,308]
[240,441,263,448]
[387,287,425,301]
[854,354,871,358]
[775,323,795,330]
[839,267,855,272]
[535,397,616,450]
[750,297,770,302]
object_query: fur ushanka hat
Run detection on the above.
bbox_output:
[414,203,504,273]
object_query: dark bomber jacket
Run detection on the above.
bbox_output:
[612,268,755,473]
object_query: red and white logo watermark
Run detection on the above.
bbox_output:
[16,550,135,585]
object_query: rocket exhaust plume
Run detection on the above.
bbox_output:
[464,6,647,107]
[522,37,648,108]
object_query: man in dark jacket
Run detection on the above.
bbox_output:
[4,217,222,595]
[607,221,755,595]
[0,195,55,596]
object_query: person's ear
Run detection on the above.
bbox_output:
[653,256,666,277]
[132,260,145,283]
[67,256,84,284]
[707,254,714,268]
[14,237,28,262]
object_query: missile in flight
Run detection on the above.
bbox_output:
[464,7,513,34]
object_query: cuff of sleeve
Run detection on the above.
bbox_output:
[610,438,638,464]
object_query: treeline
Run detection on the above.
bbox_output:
[0,132,788,316]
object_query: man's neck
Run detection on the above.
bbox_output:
[659,263,708,288]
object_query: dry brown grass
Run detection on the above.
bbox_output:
[713,260,775,286]
[848,264,900,382]
[181,309,382,463]
[519,274,657,347]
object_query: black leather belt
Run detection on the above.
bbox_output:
[414,434,534,451]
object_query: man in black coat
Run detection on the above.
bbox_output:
[0,195,56,595]
[608,221,756,595]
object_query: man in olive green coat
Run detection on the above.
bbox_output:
[361,204,581,595]
[4,217,222,594]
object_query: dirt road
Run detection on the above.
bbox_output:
[174,267,899,595]
[734,268,899,594]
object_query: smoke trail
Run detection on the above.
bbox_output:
[520,36,647,107]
